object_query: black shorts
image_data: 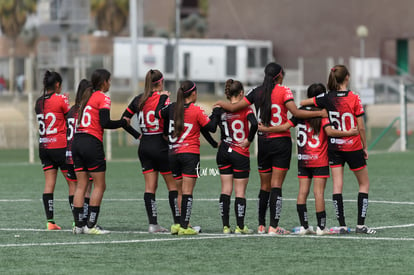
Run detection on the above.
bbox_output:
[66,164,77,181]
[39,147,69,172]
[216,142,250,179]
[72,133,106,173]
[328,149,367,171]
[169,153,200,179]
[257,136,292,173]
[138,134,171,174]
[298,166,330,178]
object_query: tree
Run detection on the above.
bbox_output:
[0,0,36,93]
[90,0,129,36]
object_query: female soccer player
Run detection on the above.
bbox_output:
[212,79,258,234]
[215,62,326,235]
[122,69,180,233]
[155,80,217,235]
[260,83,358,235]
[301,65,376,234]
[66,79,93,222]
[72,69,130,234]
[35,70,74,230]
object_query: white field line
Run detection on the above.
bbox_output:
[1,198,414,205]
[2,232,414,248]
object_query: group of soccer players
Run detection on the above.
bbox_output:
[35,62,376,235]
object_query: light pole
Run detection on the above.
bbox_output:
[356,25,369,88]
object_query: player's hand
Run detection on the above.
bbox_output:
[349,127,359,136]
[258,122,269,132]
[123,116,131,126]
[320,109,328,118]
[240,139,251,149]
[160,90,170,96]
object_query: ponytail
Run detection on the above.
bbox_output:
[41,70,62,113]
[77,86,94,126]
[306,83,326,135]
[327,65,349,91]
[139,69,163,110]
[173,80,196,138]
[258,62,284,126]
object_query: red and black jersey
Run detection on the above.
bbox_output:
[314,91,364,151]
[35,92,70,149]
[159,102,210,154]
[75,91,111,142]
[290,113,331,167]
[66,105,79,164]
[215,106,255,157]
[245,84,294,138]
[124,92,170,135]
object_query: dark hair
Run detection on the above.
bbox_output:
[42,70,62,112]
[259,62,284,126]
[43,70,62,92]
[139,69,163,110]
[224,79,243,100]
[173,80,196,138]
[75,79,92,107]
[78,69,111,124]
[306,83,326,135]
[91,68,111,91]
[327,65,350,91]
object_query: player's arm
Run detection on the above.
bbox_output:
[214,98,249,112]
[324,125,359,137]
[286,100,327,119]
[356,115,368,159]
[154,94,169,119]
[99,108,128,129]
[258,121,292,133]
[300,98,315,106]
[240,113,258,148]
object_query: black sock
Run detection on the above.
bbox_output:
[169,191,180,224]
[87,206,100,228]
[73,207,85,227]
[333,193,346,226]
[235,197,246,229]
[144,192,157,225]
[296,204,308,228]
[269,188,282,228]
[258,190,270,226]
[358,192,369,225]
[219,194,231,227]
[68,195,74,212]
[316,211,326,230]
[83,197,90,220]
[42,193,54,221]
[180,194,193,229]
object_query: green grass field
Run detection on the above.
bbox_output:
[1,144,414,274]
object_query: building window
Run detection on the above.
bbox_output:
[226,46,237,76]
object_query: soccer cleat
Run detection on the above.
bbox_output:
[170,224,181,235]
[192,225,202,233]
[235,226,253,234]
[329,226,350,234]
[223,226,232,234]
[268,226,290,235]
[178,227,198,235]
[72,226,84,234]
[356,225,376,234]
[257,225,266,234]
[47,222,61,230]
[148,224,169,233]
[316,226,332,236]
[84,225,110,235]
[297,226,315,235]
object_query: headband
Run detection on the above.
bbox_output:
[152,76,164,84]
[273,70,283,80]
[183,83,196,94]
